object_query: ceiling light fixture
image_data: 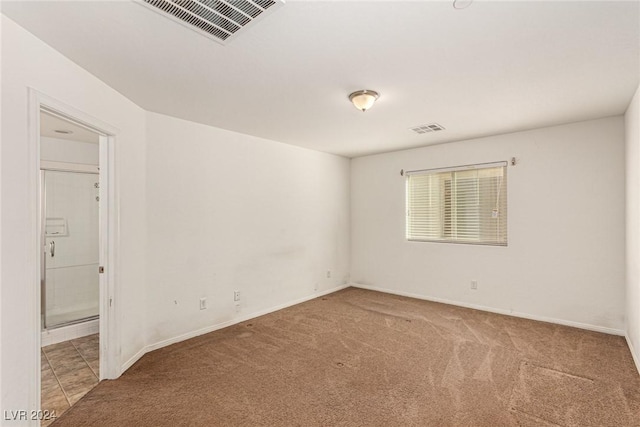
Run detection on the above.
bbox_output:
[54,129,73,134]
[349,90,379,112]
[453,0,473,9]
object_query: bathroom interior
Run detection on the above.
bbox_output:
[39,110,101,425]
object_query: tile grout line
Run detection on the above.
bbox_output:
[41,348,73,407]
[70,338,100,381]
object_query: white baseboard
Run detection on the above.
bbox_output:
[350,283,625,336]
[121,346,147,373]
[123,283,632,375]
[626,334,640,376]
[121,284,350,373]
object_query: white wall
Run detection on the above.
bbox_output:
[626,85,640,370]
[1,15,147,420]
[0,14,4,422]
[351,117,626,332]
[40,137,98,165]
[143,112,350,348]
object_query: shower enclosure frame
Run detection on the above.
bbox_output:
[40,167,101,330]
[27,89,121,419]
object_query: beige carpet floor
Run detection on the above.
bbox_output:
[51,288,640,426]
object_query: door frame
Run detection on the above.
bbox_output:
[28,89,121,416]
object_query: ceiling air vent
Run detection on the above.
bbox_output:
[138,0,284,44]
[410,123,445,134]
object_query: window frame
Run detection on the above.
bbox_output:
[405,161,508,246]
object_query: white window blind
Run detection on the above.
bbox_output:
[406,161,507,245]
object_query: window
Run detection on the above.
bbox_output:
[406,161,507,245]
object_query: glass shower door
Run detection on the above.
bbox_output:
[42,170,100,329]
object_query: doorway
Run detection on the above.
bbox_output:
[39,111,102,423]
[30,90,120,425]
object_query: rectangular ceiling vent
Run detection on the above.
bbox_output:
[410,123,446,134]
[138,0,284,44]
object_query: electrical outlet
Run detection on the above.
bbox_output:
[471,280,478,290]
[327,270,331,279]
[199,297,207,310]
[234,290,240,301]
[314,282,318,291]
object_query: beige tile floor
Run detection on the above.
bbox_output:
[41,334,99,427]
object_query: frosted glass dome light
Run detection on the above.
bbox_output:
[349,90,379,112]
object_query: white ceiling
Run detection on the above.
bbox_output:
[3,1,639,157]
[40,112,100,143]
